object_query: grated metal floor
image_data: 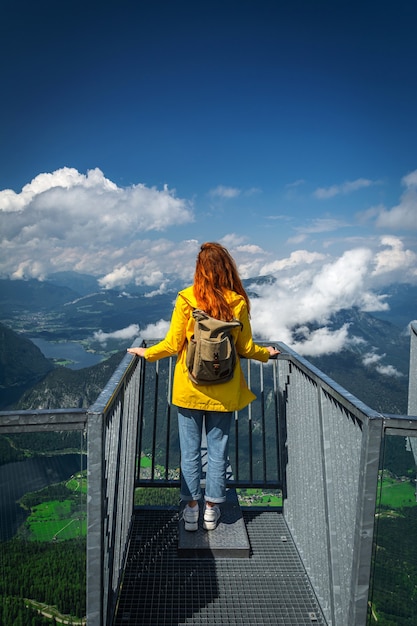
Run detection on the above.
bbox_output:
[114,508,327,625]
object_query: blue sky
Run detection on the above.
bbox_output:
[1,0,417,360]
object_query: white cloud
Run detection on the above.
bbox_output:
[362,351,384,367]
[362,350,403,378]
[236,244,265,254]
[252,235,416,355]
[298,248,377,317]
[144,280,171,297]
[376,364,403,378]
[208,185,260,200]
[0,167,194,280]
[373,169,417,230]
[99,262,164,290]
[95,239,200,290]
[247,241,415,355]
[209,185,241,198]
[0,167,118,213]
[94,320,171,346]
[287,233,307,245]
[260,250,326,274]
[293,217,350,235]
[402,170,417,187]
[313,177,375,199]
[219,233,248,248]
[0,168,193,234]
[291,324,350,356]
[98,265,137,289]
[140,319,171,340]
[93,324,140,344]
[2,167,417,358]
[372,236,417,277]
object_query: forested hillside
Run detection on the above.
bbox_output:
[310,350,408,415]
[14,350,125,410]
[0,323,54,409]
[0,321,125,410]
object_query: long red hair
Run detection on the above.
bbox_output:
[193,242,250,320]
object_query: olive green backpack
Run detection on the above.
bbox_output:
[186,309,242,385]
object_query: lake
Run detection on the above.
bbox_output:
[30,337,104,370]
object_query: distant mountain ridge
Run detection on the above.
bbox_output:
[296,306,410,414]
[1,274,416,336]
[1,320,409,417]
[0,278,80,313]
[0,273,414,414]
[47,271,101,295]
[314,306,410,373]
[0,276,175,340]
[310,350,408,415]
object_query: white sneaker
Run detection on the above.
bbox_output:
[183,503,199,531]
[203,505,220,531]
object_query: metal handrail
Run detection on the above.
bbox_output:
[132,341,284,491]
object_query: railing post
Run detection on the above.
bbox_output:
[408,323,417,416]
[86,409,105,626]
[277,355,289,500]
[348,416,383,625]
[408,322,417,478]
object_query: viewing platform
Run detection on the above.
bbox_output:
[114,506,326,625]
[1,323,417,625]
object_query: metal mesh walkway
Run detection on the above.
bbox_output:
[114,508,327,625]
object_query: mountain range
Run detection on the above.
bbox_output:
[0,273,414,414]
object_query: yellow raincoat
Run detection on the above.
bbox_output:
[143,285,270,411]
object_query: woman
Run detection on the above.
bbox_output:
[128,242,279,531]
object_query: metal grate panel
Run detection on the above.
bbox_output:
[114,509,327,625]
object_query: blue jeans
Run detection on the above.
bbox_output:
[178,408,232,504]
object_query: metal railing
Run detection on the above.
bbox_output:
[86,351,144,624]
[279,322,417,626]
[1,323,417,625]
[277,346,383,625]
[135,343,283,490]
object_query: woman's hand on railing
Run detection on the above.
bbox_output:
[266,346,280,358]
[127,347,147,358]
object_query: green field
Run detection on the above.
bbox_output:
[25,499,86,541]
[66,474,87,494]
[237,488,282,507]
[379,474,417,509]
[140,455,152,468]
[20,472,87,542]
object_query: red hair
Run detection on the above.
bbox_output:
[193,242,250,320]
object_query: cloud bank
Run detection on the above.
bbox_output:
[126,236,415,375]
[0,167,194,280]
[1,167,417,368]
[247,238,416,363]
